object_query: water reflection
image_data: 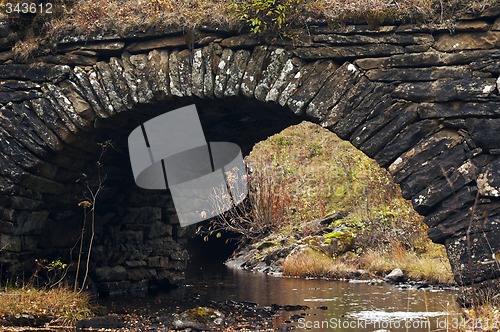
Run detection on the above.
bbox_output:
[182,263,458,331]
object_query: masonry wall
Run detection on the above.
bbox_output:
[0,12,498,298]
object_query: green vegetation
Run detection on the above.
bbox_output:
[213,121,455,284]
[1,0,497,60]
[228,0,303,34]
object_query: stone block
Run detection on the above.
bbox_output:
[14,210,50,235]
[0,220,13,234]
[477,157,500,197]
[0,234,21,252]
[124,207,161,225]
[466,118,500,152]
[147,256,169,268]
[435,32,500,51]
[147,221,172,239]
[95,266,127,282]
[124,260,147,268]
[393,77,497,102]
[97,281,130,296]
[127,267,153,281]
[126,36,186,53]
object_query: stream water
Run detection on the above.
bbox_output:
[147,261,460,332]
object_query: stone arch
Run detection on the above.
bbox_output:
[0,20,499,298]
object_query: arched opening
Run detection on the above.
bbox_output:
[0,43,497,303]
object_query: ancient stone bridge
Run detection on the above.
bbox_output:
[0,13,499,299]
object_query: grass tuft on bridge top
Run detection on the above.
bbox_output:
[2,0,498,40]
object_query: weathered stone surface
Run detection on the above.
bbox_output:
[255,48,289,102]
[350,101,407,148]
[466,118,500,152]
[321,75,375,130]
[472,58,500,73]
[168,50,183,97]
[71,66,108,118]
[241,46,269,97]
[266,57,303,103]
[311,24,399,35]
[359,104,419,157]
[147,49,171,100]
[220,36,260,48]
[107,57,135,110]
[59,42,125,56]
[125,36,186,53]
[0,64,70,82]
[17,101,63,150]
[36,54,98,66]
[418,102,500,118]
[455,21,491,31]
[366,66,471,81]
[129,53,156,103]
[0,24,499,299]
[277,61,315,107]
[399,144,466,197]
[477,157,500,197]
[95,266,127,282]
[293,44,404,60]
[121,53,143,104]
[287,60,337,115]
[374,119,439,167]
[332,84,393,140]
[202,46,215,98]
[313,33,433,45]
[389,129,465,182]
[434,31,500,51]
[393,78,497,102]
[445,225,500,285]
[177,50,193,97]
[94,61,127,113]
[384,268,405,283]
[191,48,205,98]
[306,62,361,122]
[0,80,40,91]
[355,50,494,69]
[214,48,234,98]
[412,161,477,215]
[124,207,162,225]
[44,84,91,132]
[224,49,251,97]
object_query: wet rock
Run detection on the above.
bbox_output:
[384,268,405,283]
[76,316,125,330]
[172,307,224,331]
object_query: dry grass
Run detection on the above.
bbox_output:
[2,0,496,61]
[456,303,500,331]
[0,285,94,326]
[1,0,497,42]
[359,244,454,284]
[282,241,454,284]
[282,247,357,278]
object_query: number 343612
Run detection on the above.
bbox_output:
[5,2,53,14]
